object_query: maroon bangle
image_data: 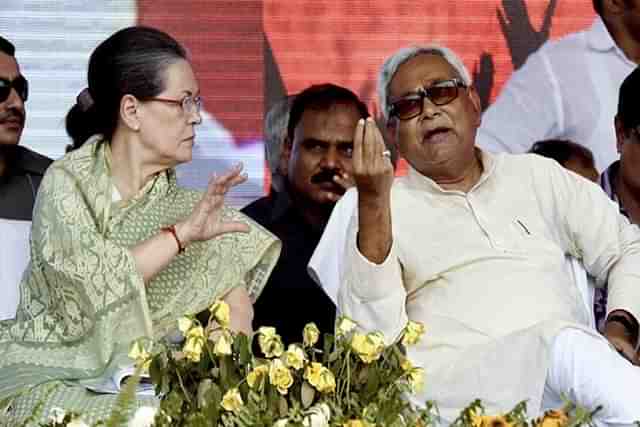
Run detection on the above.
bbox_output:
[161,224,185,254]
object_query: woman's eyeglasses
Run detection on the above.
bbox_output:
[0,76,28,103]
[389,78,466,121]
[145,95,202,115]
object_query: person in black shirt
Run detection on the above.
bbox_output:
[243,84,369,344]
[0,35,52,221]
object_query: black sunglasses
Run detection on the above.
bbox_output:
[0,75,29,103]
[389,78,466,121]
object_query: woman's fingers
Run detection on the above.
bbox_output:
[216,221,250,235]
[187,163,253,242]
[205,163,248,199]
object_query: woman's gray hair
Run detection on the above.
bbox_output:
[377,45,472,122]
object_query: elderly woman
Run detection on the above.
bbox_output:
[0,26,280,425]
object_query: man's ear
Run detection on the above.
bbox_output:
[279,137,293,176]
[605,0,627,15]
[468,85,482,127]
[615,116,627,154]
[385,117,401,154]
[120,94,141,131]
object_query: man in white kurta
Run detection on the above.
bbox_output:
[314,45,640,424]
[477,15,635,172]
[477,0,640,172]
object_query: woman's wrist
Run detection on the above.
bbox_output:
[174,222,190,248]
[160,224,185,254]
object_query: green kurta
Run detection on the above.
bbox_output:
[0,138,280,425]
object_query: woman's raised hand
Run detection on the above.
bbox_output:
[176,163,250,246]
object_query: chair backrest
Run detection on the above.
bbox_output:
[0,218,31,320]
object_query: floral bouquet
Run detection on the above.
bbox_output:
[38,299,599,427]
[129,300,434,427]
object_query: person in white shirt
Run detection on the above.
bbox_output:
[312,44,640,423]
[477,0,640,172]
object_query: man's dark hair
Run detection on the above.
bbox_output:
[592,0,603,15]
[617,65,640,131]
[0,36,16,57]
[287,83,369,141]
[529,139,595,167]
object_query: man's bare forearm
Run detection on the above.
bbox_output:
[357,194,392,264]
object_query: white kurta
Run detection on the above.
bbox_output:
[0,219,31,321]
[312,151,640,419]
[477,18,635,172]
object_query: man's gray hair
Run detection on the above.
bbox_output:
[377,45,472,121]
[264,95,294,175]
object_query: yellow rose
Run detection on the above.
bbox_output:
[336,316,357,337]
[127,340,151,370]
[303,323,320,347]
[284,344,306,370]
[246,364,269,390]
[471,414,513,427]
[269,359,294,395]
[258,326,277,337]
[342,420,371,427]
[401,321,426,346]
[407,367,425,393]
[351,332,385,364]
[177,317,193,334]
[304,362,336,393]
[213,331,233,356]
[183,336,204,362]
[186,325,205,339]
[535,410,570,427]
[400,357,413,372]
[258,327,284,358]
[221,388,243,412]
[209,300,230,328]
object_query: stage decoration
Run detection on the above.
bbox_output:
[37,300,598,427]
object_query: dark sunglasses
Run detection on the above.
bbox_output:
[0,75,29,103]
[389,78,466,121]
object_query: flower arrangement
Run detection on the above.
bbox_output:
[136,300,434,427]
[37,299,599,427]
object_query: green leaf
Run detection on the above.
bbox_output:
[202,383,222,425]
[322,334,334,363]
[235,333,252,367]
[300,381,315,409]
[278,396,289,418]
[220,356,232,389]
[364,369,380,401]
[196,379,213,409]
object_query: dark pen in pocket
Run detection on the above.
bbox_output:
[516,219,530,235]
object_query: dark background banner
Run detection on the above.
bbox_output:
[1,0,595,205]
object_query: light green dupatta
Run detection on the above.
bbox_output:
[0,138,280,424]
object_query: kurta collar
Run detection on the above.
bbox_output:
[587,16,636,67]
[587,17,617,52]
[600,160,630,219]
[405,148,498,195]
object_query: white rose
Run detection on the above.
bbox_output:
[302,403,330,427]
[67,418,89,427]
[48,407,66,424]
[128,406,158,427]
